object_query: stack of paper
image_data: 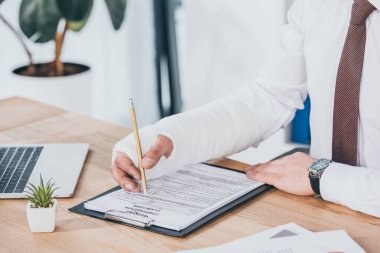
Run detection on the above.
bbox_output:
[176,223,365,253]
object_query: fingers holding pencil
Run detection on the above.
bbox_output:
[111,134,174,193]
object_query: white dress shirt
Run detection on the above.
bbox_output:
[113,0,380,218]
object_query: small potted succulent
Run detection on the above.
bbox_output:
[25,175,59,233]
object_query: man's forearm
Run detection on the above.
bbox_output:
[320,163,380,218]
[154,83,297,169]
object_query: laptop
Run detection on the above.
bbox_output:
[0,143,89,198]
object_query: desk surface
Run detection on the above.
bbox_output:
[0,97,379,253]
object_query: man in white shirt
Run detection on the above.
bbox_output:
[111,0,380,218]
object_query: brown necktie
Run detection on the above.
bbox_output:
[332,0,376,166]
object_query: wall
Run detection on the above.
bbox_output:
[181,0,288,111]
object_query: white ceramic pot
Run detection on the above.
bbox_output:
[27,199,58,233]
[10,63,91,115]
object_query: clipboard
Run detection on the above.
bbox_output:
[69,148,308,237]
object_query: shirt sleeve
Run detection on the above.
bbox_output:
[320,163,380,218]
[151,0,308,171]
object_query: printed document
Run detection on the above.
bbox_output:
[84,163,264,230]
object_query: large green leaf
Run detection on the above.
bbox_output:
[56,0,93,32]
[67,3,93,32]
[105,0,127,30]
[19,0,61,43]
[56,0,93,22]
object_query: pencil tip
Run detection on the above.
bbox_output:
[129,98,134,106]
[143,188,148,197]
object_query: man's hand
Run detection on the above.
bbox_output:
[111,134,173,192]
[245,152,316,196]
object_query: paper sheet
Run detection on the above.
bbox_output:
[85,163,264,230]
[176,223,313,253]
[176,224,365,253]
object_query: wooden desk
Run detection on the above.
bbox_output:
[0,97,379,253]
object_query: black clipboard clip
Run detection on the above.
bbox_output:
[104,209,154,228]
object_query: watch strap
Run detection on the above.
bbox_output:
[310,176,321,195]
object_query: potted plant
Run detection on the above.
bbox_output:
[25,175,59,233]
[0,0,127,114]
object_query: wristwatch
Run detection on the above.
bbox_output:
[308,159,331,195]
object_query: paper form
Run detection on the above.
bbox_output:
[85,163,264,230]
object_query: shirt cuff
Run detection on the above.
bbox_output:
[320,162,362,210]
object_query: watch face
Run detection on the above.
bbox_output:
[312,159,330,171]
[309,159,331,178]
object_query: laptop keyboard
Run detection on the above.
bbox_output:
[0,146,43,193]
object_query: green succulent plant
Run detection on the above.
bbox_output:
[25,175,58,208]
